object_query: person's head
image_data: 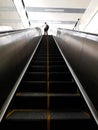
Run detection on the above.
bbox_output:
[45,22,47,24]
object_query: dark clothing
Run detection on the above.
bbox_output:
[44,24,49,32]
[44,23,49,35]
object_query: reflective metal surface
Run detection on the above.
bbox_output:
[0,28,41,121]
[55,29,98,124]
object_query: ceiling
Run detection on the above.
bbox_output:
[0,0,91,31]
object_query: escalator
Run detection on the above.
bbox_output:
[0,35,97,129]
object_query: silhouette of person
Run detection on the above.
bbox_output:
[44,22,49,35]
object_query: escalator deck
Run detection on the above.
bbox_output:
[0,35,97,129]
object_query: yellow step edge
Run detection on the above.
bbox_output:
[83,111,91,118]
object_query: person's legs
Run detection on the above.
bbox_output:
[44,27,49,35]
[44,30,48,35]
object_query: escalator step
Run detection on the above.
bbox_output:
[11,93,47,109]
[49,56,63,60]
[23,72,47,81]
[4,110,96,129]
[4,110,47,129]
[27,65,47,72]
[33,56,47,61]
[17,81,47,92]
[11,92,84,110]
[6,110,90,120]
[49,81,77,93]
[18,80,77,93]
[50,111,90,120]
[49,93,84,110]
[6,110,47,120]
[49,54,61,57]
[49,65,68,72]
[49,72,73,81]
[50,111,93,129]
[27,65,69,73]
[31,61,47,65]
[49,61,65,65]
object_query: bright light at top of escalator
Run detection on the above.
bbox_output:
[84,11,98,34]
[0,26,13,32]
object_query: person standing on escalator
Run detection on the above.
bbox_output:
[44,22,49,35]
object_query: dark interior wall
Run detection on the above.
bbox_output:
[0,29,41,116]
[55,29,98,121]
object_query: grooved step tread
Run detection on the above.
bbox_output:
[50,111,90,120]
[6,109,90,120]
[6,110,47,120]
[16,92,80,97]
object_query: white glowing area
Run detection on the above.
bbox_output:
[84,11,98,34]
[0,26,13,32]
